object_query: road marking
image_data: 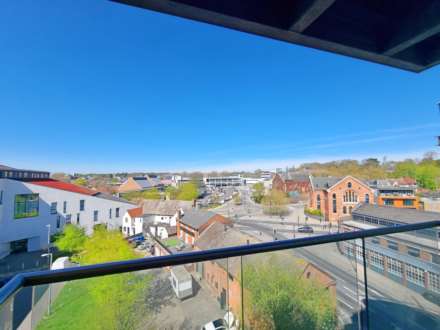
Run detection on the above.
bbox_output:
[343,285,358,296]
[368,288,384,297]
[337,298,355,311]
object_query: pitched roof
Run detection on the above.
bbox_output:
[179,209,217,229]
[28,179,97,196]
[352,204,440,225]
[94,192,134,204]
[128,207,143,217]
[310,176,341,190]
[132,177,154,189]
[142,200,193,216]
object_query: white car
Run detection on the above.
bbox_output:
[202,312,237,330]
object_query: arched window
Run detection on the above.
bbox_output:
[349,206,353,214]
[347,182,352,188]
[343,206,347,214]
[332,193,337,213]
[317,194,321,210]
[365,194,370,204]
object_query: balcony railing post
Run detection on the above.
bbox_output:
[361,237,370,330]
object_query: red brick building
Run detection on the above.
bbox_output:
[272,173,311,202]
[177,210,231,245]
[194,222,336,319]
[309,175,374,223]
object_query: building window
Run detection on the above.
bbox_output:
[80,200,85,211]
[50,202,57,215]
[0,190,3,205]
[344,190,358,203]
[407,247,420,258]
[384,199,394,206]
[14,194,39,219]
[76,213,80,224]
[66,214,72,224]
[109,209,112,219]
[349,206,352,214]
[63,201,67,213]
[332,193,337,213]
[116,208,120,218]
[347,182,352,188]
[343,206,347,214]
[317,195,321,210]
[56,215,61,229]
[369,251,384,270]
[406,264,425,286]
[428,272,440,293]
[387,240,398,251]
[404,199,414,206]
[365,194,370,204]
[94,210,98,222]
[432,254,440,265]
[387,257,403,277]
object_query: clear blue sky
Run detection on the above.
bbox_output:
[2,1,440,173]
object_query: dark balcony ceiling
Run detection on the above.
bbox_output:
[111,0,440,72]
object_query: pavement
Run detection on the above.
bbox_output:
[142,268,224,330]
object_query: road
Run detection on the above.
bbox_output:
[234,220,439,330]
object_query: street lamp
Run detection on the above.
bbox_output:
[44,224,52,315]
[41,252,53,315]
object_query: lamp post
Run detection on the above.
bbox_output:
[43,224,52,315]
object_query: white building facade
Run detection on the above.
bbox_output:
[0,174,134,257]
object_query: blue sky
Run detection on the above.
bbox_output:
[1,1,440,173]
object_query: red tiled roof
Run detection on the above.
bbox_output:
[128,207,143,218]
[29,179,97,196]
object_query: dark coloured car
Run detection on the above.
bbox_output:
[298,226,314,233]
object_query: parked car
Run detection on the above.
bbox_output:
[202,312,237,330]
[298,226,314,233]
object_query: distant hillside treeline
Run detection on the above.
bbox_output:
[297,152,440,190]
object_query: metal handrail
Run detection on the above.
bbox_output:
[0,220,439,305]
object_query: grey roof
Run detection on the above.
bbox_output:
[0,165,15,171]
[94,192,135,205]
[179,209,217,230]
[353,204,440,225]
[133,177,154,189]
[310,176,341,190]
[142,200,193,216]
[171,265,192,282]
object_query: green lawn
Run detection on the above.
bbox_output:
[37,280,99,330]
[162,237,181,248]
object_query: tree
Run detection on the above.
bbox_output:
[55,225,86,255]
[261,189,289,215]
[243,256,337,330]
[416,164,440,190]
[176,182,198,201]
[51,172,71,182]
[77,227,150,330]
[142,187,161,200]
[165,186,179,200]
[393,160,417,179]
[252,182,265,204]
[73,177,88,186]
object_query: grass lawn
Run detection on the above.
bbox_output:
[37,280,99,330]
[163,237,181,248]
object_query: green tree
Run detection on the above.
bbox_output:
[252,182,265,204]
[392,160,417,178]
[165,186,179,200]
[73,177,88,186]
[262,189,289,215]
[55,225,86,255]
[243,256,337,330]
[176,182,198,201]
[416,164,439,190]
[78,227,150,330]
[142,187,161,200]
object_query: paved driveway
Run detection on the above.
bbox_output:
[142,269,224,330]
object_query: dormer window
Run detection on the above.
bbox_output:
[347,182,352,188]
